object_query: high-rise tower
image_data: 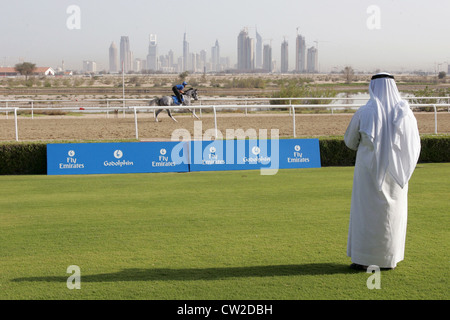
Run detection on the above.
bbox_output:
[281,39,289,73]
[237,28,254,72]
[147,34,158,71]
[255,28,262,69]
[307,46,318,73]
[120,36,131,73]
[183,32,190,71]
[109,41,118,73]
[211,39,220,72]
[263,43,272,72]
[295,33,306,73]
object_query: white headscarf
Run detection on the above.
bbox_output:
[360,73,421,190]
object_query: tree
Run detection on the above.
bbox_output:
[342,66,354,84]
[15,62,36,80]
[178,71,189,82]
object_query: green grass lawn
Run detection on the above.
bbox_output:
[0,163,448,300]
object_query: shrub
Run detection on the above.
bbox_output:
[418,135,450,163]
[0,143,47,175]
[318,138,356,166]
[270,84,337,107]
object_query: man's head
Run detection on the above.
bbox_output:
[371,73,394,81]
[369,72,401,103]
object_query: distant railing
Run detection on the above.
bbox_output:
[1,98,449,141]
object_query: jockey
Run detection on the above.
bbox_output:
[172,81,187,105]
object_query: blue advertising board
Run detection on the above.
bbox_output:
[47,139,320,175]
[47,142,189,175]
[277,138,321,169]
[189,139,276,172]
[189,138,320,172]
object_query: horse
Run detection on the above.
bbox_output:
[150,88,200,122]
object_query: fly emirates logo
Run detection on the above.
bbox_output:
[59,150,85,169]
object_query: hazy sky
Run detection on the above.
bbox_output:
[2,0,450,72]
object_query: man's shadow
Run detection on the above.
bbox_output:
[12,263,357,283]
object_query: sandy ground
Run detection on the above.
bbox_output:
[0,111,449,141]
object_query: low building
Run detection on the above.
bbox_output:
[0,66,55,76]
[0,67,19,76]
[34,67,55,76]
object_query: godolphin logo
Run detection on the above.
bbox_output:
[114,150,123,159]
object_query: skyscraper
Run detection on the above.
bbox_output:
[295,34,306,73]
[307,46,318,73]
[263,44,272,72]
[255,29,262,69]
[200,49,207,72]
[237,28,254,72]
[109,41,118,73]
[183,32,190,71]
[147,34,158,71]
[168,50,174,69]
[281,39,289,73]
[120,36,131,73]
[211,39,220,72]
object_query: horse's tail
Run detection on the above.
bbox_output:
[149,98,160,106]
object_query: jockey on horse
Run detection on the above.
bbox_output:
[172,81,187,106]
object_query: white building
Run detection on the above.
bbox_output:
[83,61,96,73]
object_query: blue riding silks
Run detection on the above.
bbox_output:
[172,96,183,105]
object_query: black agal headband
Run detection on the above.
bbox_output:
[371,74,394,80]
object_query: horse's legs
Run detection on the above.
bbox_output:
[155,109,163,122]
[167,109,177,122]
[186,107,200,120]
[191,109,200,120]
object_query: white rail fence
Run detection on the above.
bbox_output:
[1,97,449,141]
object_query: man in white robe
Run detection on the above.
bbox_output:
[344,73,421,270]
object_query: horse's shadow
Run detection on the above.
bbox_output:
[12,263,355,283]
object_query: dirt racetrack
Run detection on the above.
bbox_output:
[1,112,449,141]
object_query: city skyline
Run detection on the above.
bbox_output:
[1,1,450,73]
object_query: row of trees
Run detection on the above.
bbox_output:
[9,63,447,86]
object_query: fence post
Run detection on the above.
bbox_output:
[433,104,437,134]
[31,101,34,119]
[14,108,19,141]
[213,106,218,139]
[292,104,296,138]
[134,107,139,140]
